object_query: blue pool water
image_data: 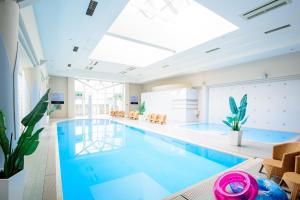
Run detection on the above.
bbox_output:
[57,119,245,200]
[182,123,299,143]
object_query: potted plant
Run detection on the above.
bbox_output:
[138,101,146,120]
[0,89,50,200]
[222,94,248,146]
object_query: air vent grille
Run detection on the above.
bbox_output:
[120,71,127,75]
[126,67,136,71]
[161,65,170,68]
[205,48,220,54]
[73,46,79,52]
[264,24,291,34]
[86,0,98,16]
[242,0,291,20]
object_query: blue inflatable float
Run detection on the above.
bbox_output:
[256,178,288,200]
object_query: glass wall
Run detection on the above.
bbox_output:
[74,79,124,117]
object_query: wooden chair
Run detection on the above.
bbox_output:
[146,113,153,121]
[280,156,300,200]
[119,111,125,118]
[110,111,116,117]
[157,114,167,124]
[133,111,139,120]
[149,114,157,123]
[128,111,133,119]
[259,142,300,179]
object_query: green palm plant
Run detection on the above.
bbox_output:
[138,101,145,115]
[0,89,50,179]
[222,94,248,131]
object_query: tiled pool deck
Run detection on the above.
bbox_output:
[23,117,300,200]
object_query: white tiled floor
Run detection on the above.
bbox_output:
[23,117,298,200]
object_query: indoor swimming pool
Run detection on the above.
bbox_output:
[182,123,299,143]
[57,119,245,200]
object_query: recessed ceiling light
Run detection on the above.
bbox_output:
[126,67,136,71]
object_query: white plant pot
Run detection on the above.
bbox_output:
[228,130,243,146]
[0,170,26,200]
[139,114,145,121]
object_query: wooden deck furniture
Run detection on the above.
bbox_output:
[128,111,139,120]
[158,115,167,124]
[149,114,157,123]
[280,155,300,200]
[259,142,300,179]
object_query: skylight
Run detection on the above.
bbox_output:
[90,0,238,67]
[90,34,174,67]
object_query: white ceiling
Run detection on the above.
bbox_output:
[27,0,300,83]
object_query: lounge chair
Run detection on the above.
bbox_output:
[280,155,300,200]
[157,114,167,124]
[119,111,125,118]
[259,142,300,179]
[110,111,116,117]
[128,111,133,119]
[146,113,153,121]
[149,114,157,123]
[133,111,139,120]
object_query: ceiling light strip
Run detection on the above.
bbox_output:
[106,32,176,53]
[205,48,220,53]
[264,24,291,34]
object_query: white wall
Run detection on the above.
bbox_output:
[142,52,300,90]
[142,52,300,128]
[141,88,198,123]
[49,76,68,118]
[209,79,300,132]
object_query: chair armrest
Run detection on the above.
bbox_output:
[273,143,294,160]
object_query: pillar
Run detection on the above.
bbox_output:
[0,0,20,165]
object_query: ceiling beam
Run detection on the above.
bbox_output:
[106,32,176,53]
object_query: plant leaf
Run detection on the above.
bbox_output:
[239,108,247,121]
[229,96,238,114]
[241,116,249,125]
[240,94,248,109]
[0,110,9,156]
[21,89,50,127]
[222,120,232,128]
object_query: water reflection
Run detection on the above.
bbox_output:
[59,119,125,158]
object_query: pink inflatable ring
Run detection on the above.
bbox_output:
[213,170,258,200]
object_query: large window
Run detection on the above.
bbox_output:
[74,79,124,117]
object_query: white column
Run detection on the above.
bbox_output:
[200,85,209,123]
[67,77,75,118]
[88,95,92,119]
[0,0,19,165]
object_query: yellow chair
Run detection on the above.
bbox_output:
[149,114,157,123]
[119,111,125,118]
[128,111,134,119]
[157,115,167,124]
[133,111,139,120]
[259,142,300,179]
[280,156,300,200]
[110,111,116,117]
